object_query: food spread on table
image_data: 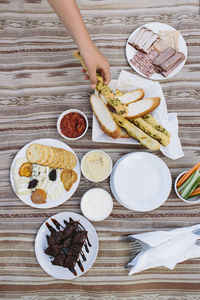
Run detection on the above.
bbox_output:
[12,143,78,205]
[10,22,195,280]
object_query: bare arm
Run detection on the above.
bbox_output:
[47,0,110,88]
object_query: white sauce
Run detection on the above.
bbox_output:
[81,188,113,221]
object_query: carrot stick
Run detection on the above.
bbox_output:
[189,186,200,197]
[177,163,200,188]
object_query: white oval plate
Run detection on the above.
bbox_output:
[10,138,80,209]
[35,212,99,280]
[110,152,172,211]
[126,22,187,80]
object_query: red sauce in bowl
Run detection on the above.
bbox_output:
[60,112,87,139]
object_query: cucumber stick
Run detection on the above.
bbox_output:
[178,171,196,192]
[185,176,200,200]
[181,170,200,199]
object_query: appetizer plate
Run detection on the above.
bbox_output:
[10,138,81,209]
[174,171,200,204]
[35,212,99,280]
[110,152,172,211]
[126,22,187,80]
[57,109,88,141]
[93,77,168,146]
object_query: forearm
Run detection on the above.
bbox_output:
[47,0,93,50]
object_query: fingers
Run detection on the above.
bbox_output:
[83,74,89,80]
[101,63,111,85]
[88,67,97,89]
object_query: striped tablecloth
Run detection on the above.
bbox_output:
[0,0,200,299]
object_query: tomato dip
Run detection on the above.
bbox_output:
[60,112,86,138]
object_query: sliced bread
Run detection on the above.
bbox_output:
[90,95,122,139]
[126,97,160,119]
[115,89,145,105]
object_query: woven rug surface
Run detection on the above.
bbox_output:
[0,0,200,299]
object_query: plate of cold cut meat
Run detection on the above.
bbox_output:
[126,22,187,80]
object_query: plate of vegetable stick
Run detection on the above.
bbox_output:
[175,163,200,203]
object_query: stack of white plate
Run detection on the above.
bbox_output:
[110,152,172,212]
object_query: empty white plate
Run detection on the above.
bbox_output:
[110,152,172,211]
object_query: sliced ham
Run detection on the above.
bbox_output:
[161,52,185,72]
[137,30,153,50]
[131,27,146,45]
[152,47,176,66]
[129,27,159,53]
[142,33,159,53]
[161,54,185,77]
[130,49,159,77]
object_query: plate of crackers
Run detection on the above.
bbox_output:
[10,138,80,208]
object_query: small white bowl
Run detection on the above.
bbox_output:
[81,188,113,221]
[174,171,200,204]
[57,109,88,141]
[81,150,113,183]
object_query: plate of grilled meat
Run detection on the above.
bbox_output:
[126,22,187,80]
[35,212,99,279]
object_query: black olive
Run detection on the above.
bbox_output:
[49,169,57,181]
[28,179,38,189]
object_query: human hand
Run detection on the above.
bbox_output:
[80,44,111,89]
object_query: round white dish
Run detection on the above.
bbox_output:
[174,171,200,204]
[81,188,113,221]
[35,212,99,280]
[126,22,187,80]
[57,109,88,140]
[81,150,113,182]
[110,152,172,211]
[10,138,81,209]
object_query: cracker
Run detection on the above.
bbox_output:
[62,151,77,169]
[26,144,44,164]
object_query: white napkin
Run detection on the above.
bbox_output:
[127,224,200,275]
[115,70,184,160]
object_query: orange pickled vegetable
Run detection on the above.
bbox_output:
[177,163,200,188]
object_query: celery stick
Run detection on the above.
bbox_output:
[177,172,196,192]
[181,170,200,199]
[185,176,200,200]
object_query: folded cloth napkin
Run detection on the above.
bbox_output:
[115,70,184,160]
[127,224,200,275]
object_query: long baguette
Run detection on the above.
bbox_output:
[73,50,127,115]
[129,117,170,146]
[142,114,171,138]
[112,113,160,151]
